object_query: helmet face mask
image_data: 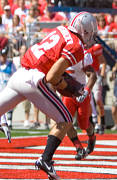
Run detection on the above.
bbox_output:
[68,12,98,48]
[83,32,97,49]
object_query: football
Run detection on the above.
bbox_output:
[56,72,84,97]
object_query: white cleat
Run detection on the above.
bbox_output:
[35,157,60,180]
[0,123,11,143]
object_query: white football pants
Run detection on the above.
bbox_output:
[0,68,72,123]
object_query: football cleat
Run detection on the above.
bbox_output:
[86,135,96,154]
[95,124,105,135]
[75,148,86,160]
[48,175,62,180]
[35,157,60,180]
[0,123,11,143]
[98,125,105,135]
[95,123,100,134]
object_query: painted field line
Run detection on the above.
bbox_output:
[0,152,117,160]
[25,145,117,152]
[1,158,117,166]
[0,164,117,174]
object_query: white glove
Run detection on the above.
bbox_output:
[76,89,89,103]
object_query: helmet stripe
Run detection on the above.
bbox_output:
[70,11,87,27]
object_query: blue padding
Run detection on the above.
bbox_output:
[48,6,117,14]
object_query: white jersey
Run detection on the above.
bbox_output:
[67,52,93,85]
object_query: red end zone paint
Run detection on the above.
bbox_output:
[0,134,117,179]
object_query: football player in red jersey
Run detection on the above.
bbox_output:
[0,12,97,179]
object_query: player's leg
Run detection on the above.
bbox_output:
[0,85,26,142]
[21,73,73,180]
[10,68,72,179]
[90,92,98,125]
[0,68,35,141]
[0,114,11,143]
[78,96,96,155]
[62,96,85,160]
[111,96,117,131]
[86,116,96,154]
[93,85,105,134]
[23,100,31,128]
[7,110,13,129]
[0,86,26,116]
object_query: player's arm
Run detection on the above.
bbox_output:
[45,57,70,90]
[98,54,107,78]
[76,65,97,103]
[83,65,97,90]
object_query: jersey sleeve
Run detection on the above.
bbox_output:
[61,40,84,66]
[89,44,103,57]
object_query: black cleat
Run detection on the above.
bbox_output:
[86,135,96,154]
[35,157,60,180]
[75,148,86,160]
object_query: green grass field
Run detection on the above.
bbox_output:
[0,128,117,139]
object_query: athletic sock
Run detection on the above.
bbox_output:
[89,116,95,126]
[70,136,83,149]
[88,133,95,141]
[42,135,61,162]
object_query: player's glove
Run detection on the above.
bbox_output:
[76,87,90,103]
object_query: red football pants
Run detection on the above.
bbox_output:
[62,96,91,130]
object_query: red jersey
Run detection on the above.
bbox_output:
[87,44,103,72]
[21,26,84,74]
[112,2,117,9]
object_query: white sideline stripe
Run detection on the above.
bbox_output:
[25,146,117,152]
[0,153,117,160]
[0,164,117,174]
[96,140,117,146]
[57,166,117,174]
[1,158,117,166]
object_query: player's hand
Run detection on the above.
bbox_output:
[76,86,90,103]
[76,89,89,102]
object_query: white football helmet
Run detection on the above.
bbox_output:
[68,11,98,48]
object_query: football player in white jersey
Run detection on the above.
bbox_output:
[61,51,97,160]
